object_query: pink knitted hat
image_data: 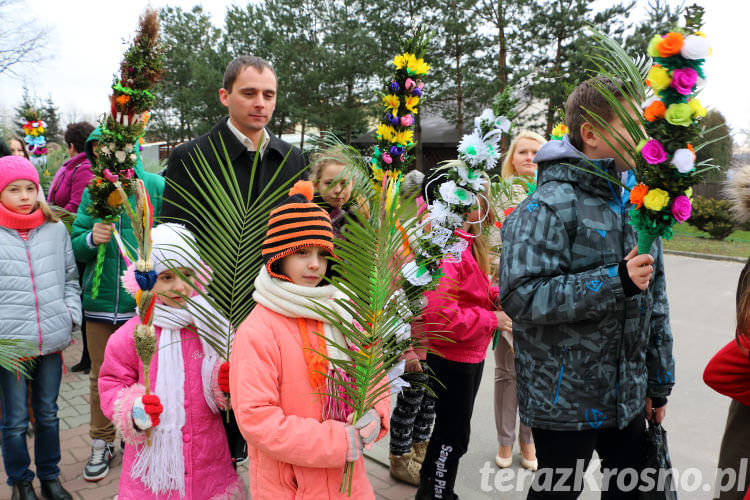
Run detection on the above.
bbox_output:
[0,156,40,193]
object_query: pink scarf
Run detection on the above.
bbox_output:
[0,202,45,230]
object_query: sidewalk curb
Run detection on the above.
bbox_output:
[664,249,747,263]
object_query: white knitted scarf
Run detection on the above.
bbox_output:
[252,266,353,364]
[131,295,230,496]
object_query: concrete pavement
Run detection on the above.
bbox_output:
[1,254,745,499]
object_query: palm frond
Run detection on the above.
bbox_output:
[0,339,36,378]
[160,132,306,359]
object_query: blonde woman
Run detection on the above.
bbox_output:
[494,130,544,471]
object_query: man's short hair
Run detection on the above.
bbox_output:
[565,76,626,151]
[223,55,275,93]
[64,122,95,154]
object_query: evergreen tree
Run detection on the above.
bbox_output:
[698,110,733,182]
[151,5,227,143]
[624,0,684,56]
[42,95,62,144]
[14,85,37,138]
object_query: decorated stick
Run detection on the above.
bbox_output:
[20,109,48,166]
[87,9,163,298]
[117,179,157,446]
[628,5,711,254]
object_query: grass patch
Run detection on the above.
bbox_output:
[664,224,750,258]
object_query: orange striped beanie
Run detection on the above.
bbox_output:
[262,180,335,281]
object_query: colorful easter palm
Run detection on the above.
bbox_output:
[87,9,163,298]
[583,5,719,254]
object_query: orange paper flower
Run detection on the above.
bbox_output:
[107,190,123,208]
[643,100,666,122]
[116,94,131,106]
[630,184,650,209]
[687,143,696,160]
[657,32,684,58]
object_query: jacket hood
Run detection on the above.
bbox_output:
[533,135,586,164]
[84,126,146,179]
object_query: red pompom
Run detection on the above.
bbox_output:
[289,180,314,201]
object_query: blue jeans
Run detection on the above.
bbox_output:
[0,353,63,485]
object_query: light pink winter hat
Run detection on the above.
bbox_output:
[0,156,40,193]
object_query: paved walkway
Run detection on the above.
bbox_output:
[1,254,746,499]
[0,333,417,500]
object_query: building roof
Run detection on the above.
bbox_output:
[352,111,458,147]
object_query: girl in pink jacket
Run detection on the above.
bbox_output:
[98,223,243,499]
[230,181,390,499]
[416,176,505,500]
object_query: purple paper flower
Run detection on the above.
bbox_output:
[412,87,423,97]
[671,195,692,222]
[386,114,400,127]
[640,139,667,165]
[390,145,403,156]
[670,67,698,96]
[390,81,400,92]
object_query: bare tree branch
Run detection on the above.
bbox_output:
[0,0,50,77]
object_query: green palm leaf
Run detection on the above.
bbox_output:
[0,340,35,378]
[160,132,305,359]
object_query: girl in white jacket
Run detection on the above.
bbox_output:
[0,156,81,500]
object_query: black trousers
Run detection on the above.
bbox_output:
[389,361,437,455]
[416,354,485,500]
[528,415,647,499]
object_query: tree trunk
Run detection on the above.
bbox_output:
[346,82,353,145]
[415,112,423,173]
[277,113,285,138]
[546,30,565,136]
[300,119,306,152]
[456,49,463,138]
[497,3,507,91]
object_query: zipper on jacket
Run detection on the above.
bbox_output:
[24,238,44,355]
[113,219,122,323]
[552,346,568,405]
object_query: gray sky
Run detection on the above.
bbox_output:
[0,0,746,142]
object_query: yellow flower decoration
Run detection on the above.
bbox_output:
[394,129,414,146]
[405,95,420,114]
[407,57,430,76]
[688,98,706,118]
[646,65,671,91]
[393,53,412,69]
[383,94,400,116]
[372,166,384,182]
[551,123,568,139]
[642,188,670,211]
[376,123,396,142]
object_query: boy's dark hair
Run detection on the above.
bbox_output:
[223,55,275,93]
[64,122,95,154]
[565,76,626,151]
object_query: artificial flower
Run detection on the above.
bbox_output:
[551,123,569,139]
[642,188,670,211]
[400,114,414,127]
[647,34,662,58]
[393,53,411,69]
[636,139,647,153]
[688,98,706,118]
[671,148,695,173]
[670,67,698,95]
[456,166,487,191]
[382,152,393,164]
[115,150,127,163]
[680,34,710,60]
[427,200,463,228]
[383,94,400,116]
[640,139,667,165]
[412,87,423,98]
[390,81,400,92]
[646,65,671,91]
[407,56,430,76]
[390,145,404,156]
[107,190,123,208]
[404,78,416,91]
[495,116,511,133]
[405,96,420,114]
[457,132,487,167]
[670,195,692,222]
[402,261,432,287]
[657,32,684,58]
[116,94,131,106]
[376,123,396,142]
[664,103,693,127]
[439,180,475,206]
[629,184,649,209]
[643,100,666,122]
[394,129,414,146]
[372,166,384,182]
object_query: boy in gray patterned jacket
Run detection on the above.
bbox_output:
[500,76,674,499]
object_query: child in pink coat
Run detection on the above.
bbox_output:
[230,181,390,499]
[98,223,243,499]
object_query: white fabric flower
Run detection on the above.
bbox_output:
[126,144,134,152]
[402,261,433,287]
[428,200,462,228]
[457,165,487,192]
[641,95,660,109]
[495,116,511,133]
[99,144,111,154]
[680,35,710,60]
[115,150,127,163]
[439,180,476,206]
[483,141,500,170]
[129,153,137,162]
[671,148,695,173]
[458,132,487,167]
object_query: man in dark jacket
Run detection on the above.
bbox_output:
[160,55,306,467]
